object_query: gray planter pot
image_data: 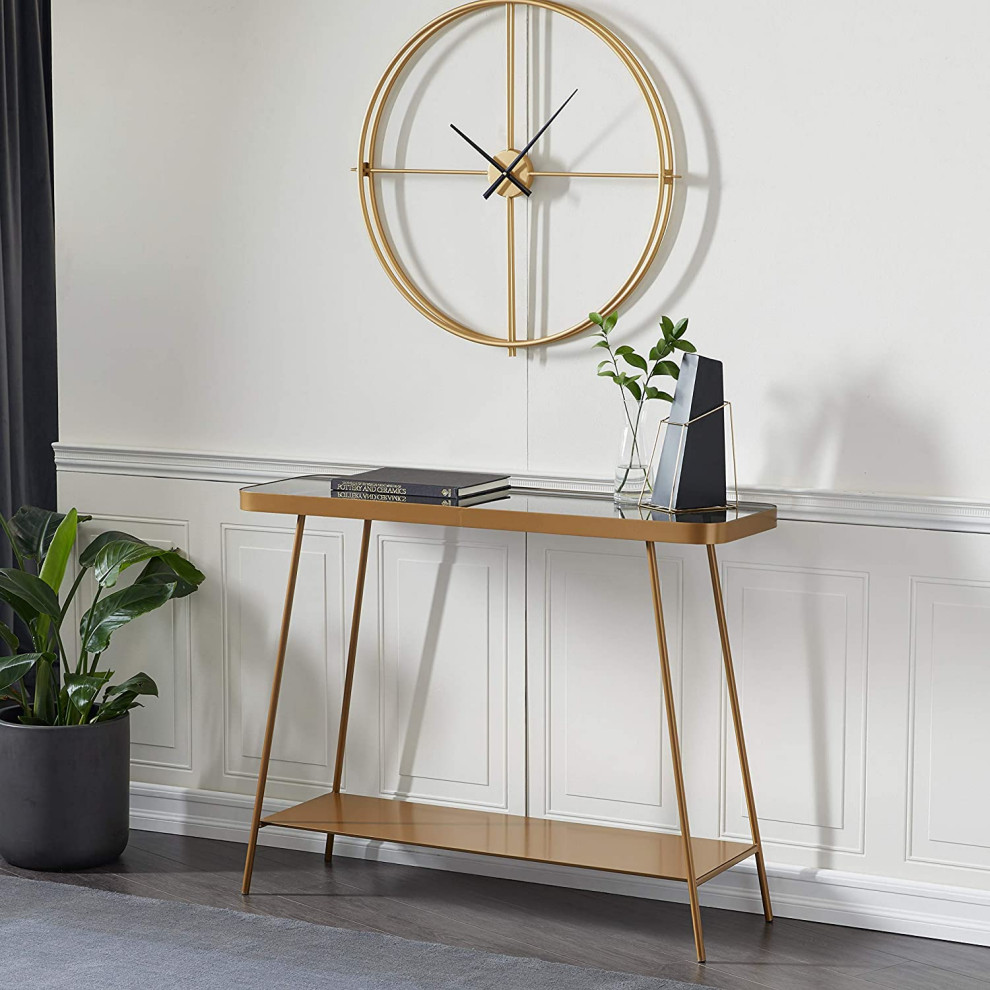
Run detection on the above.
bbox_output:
[0,706,130,870]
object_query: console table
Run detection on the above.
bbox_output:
[238,476,776,962]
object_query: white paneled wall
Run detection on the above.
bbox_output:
[375,524,525,812]
[54,459,990,944]
[526,537,683,831]
[720,563,868,855]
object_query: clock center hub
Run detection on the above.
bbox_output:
[487,149,534,198]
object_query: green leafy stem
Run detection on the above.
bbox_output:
[590,312,697,494]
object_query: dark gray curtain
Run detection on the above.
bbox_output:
[0,0,56,643]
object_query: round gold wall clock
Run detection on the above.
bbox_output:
[357,0,677,355]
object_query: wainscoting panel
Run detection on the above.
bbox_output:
[909,577,990,871]
[222,524,346,787]
[72,516,193,771]
[374,525,526,812]
[720,562,868,854]
[527,537,684,831]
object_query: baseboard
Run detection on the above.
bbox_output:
[129,782,990,947]
[53,442,990,534]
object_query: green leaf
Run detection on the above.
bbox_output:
[79,530,143,569]
[660,316,675,340]
[38,509,78,593]
[597,360,610,371]
[645,388,675,402]
[0,653,45,693]
[597,370,618,380]
[92,697,143,724]
[32,656,56,724]
[17,714,50,726]
[65,671,113,721]
[80,582,174,655]
[0,569,62,623]
[104,671,158,701]
[0,619,19,653]
[623,380,642,402]
[7,507,90,561]
[94,540,168,588]
[92,536,203,597]
[613,345,634,356]
[588,312,604,326]
[651,360,680,379]
[673,318,689,339]
[622,352,649,373]
[672,339,697,352]
[648,346,660,362]
[603,312,618,332]
[593,340,610,349]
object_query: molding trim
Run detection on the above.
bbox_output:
[54,442,990,534]
[130,781,990,946]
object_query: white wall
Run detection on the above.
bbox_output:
[52,0,990,945]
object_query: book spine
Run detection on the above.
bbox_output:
[333,490,452,505]
[331,479,463,499]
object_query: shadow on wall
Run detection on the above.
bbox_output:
[759,369,950,861]
[758,367,942,496]
[528,6,722,371]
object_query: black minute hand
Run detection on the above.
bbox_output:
[449,123,531,197]
[482,88,578,200]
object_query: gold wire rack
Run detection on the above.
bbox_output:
[637,401,739,513]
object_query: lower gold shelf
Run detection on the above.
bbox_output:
[262,793,755,885]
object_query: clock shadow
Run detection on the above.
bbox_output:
[526,9,722,368]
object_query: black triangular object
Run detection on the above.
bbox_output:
[651,354,726,510]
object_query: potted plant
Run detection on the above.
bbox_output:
[590,312,697,502]
[0,506,204,869]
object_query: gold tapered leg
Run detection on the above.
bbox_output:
[706,544,773,922]
[324,519,373,865]
[646,542,705,963]
[242,515,307,895]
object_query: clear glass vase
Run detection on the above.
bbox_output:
[614,398,655,503]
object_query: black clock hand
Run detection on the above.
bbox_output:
[449,123,531,197]
[482,88,578,200]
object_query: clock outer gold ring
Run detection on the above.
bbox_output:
[358,0,676,348]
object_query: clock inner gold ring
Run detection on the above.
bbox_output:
[357,0,676,350]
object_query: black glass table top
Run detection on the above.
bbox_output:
[241,476,776,546]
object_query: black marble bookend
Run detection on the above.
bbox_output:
[651,353,726,510]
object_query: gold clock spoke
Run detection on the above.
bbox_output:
[506,195,517,357]
[533,170,666,179]
[353,166,486,176]
[506,3,515,147]
[505,2,516,356]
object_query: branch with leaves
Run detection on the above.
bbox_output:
[590,312,697,491]
[0,506,205,726]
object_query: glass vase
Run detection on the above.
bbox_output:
[614,398,655,503]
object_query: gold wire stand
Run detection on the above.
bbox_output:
[637,401,738,514]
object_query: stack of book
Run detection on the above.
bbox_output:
[330,468,509,506]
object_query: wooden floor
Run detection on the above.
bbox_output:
[3,830,990,990]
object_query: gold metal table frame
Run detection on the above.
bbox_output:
[238,479,775,963]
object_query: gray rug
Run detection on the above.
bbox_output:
[0,875,714,989]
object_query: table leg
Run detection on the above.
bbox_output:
[325,518,373,864]
[706,544,773,922]
[242,514,307,895]
[645,542,705,963]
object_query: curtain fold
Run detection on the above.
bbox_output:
[0,0,56,637]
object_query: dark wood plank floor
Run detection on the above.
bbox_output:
[3,830,989,990]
